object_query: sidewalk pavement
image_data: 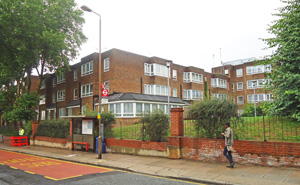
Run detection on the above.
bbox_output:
[1,143,300,185]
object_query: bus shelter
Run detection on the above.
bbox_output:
[67,116,98,152]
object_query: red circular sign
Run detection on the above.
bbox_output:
[102,89,109,97]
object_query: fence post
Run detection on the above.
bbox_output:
[120,121,123,140]
[263,114,266,142]
[142,121,145,141]
[168,108,184,159]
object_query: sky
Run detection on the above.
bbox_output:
[74,0,284,72]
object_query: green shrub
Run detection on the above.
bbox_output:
[140,110,169,142]
[241,103,263,117]
[24,121,32,136]
[35,119,69,138]
[101,111,116,138]
[188,99,238,139]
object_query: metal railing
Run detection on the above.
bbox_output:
[184,115,300,142]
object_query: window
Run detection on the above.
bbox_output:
[52,93,56,103]
[136,103,143,116]
[81,61,93,76]
[41,110,46,120]
[183,89,203,100]
[232,83,235,92]
[144,104,151,113]
[57,73,65,84]
[74,70,78,81]
[57,90,65,102]
[59,108,66,118]
[116,103,121,117]
[74,88,78,100]
[246,64,272,75]
[236,69,243,77]
[173,70,177,80]
[247,79,266,89]
[81,84,93,97]
[144,84,154,95]
[144,63,169,77]
[224,69,229,75]
[104,58,110,72]
[237,82,243,91]
[40,79,46,89]
[237,96,244,104]
[152,104,158,112]
[39,95,45,105]
[53,78,56,87]
[247,94,273,103]
[212,94,227,100]
[183,72,203,83]
[104,81,109,91]
[82,106,86,115]
[211,78,227,88]
[68,108,72,116]
[124,103,133,117]
[173,88,177,97]
[145,84,169,96]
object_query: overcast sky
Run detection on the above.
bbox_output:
[74,0,283,72]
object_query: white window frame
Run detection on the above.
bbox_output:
[237,82,243,91]
[41,110,46,120]
[39,95,46,105]
[74,70,78,81]
[183,72,203,84]
[247,79,266,89]
[144,63,169,77]
[173,88,177,97]
[104,58,110,72]
[236,69,243,77]
[172,69,177,80]
[211,78,227,89]
[74,88,78,100]
[232,83,235,92]
[81,83,93,97]
[40,79,46,89]
[104,81,109,91]
[53,78,56,87]
[224,69,229,75]
[57,73,65,84]
[47,110,50,120]
[57,90,65,102]
[81,61,93,76]
[183,89,203,100]
[59,108,66,118]
[237,96,244,104]
[212,93,228,100]
[68,108,72,116]
[52,93,56,103]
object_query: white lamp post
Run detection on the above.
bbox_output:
[253,82,257,117]
[166,62,171,118]
[81,5,102,159]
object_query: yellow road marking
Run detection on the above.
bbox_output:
[58,175,83,180]
[24,171,35,174]
[10,166,18,169]
[44,176,59,181]
[0,149,113,171]
[0,163,4,165]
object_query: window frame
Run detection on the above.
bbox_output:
[104,58,110,72]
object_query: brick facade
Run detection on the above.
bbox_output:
[37,49,271,120]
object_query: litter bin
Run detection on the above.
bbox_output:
[96,137,106,154]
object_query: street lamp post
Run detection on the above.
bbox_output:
[81,5,102,159]
[253,82,257,117]
[166,62,170,119]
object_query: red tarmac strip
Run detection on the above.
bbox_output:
[0,150,112,180]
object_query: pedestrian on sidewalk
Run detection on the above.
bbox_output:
[19,127,24,136]
[221,122,235,168]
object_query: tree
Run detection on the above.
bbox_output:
[188,99,238,139]
[262,0,300,118]
[0,0,87,124]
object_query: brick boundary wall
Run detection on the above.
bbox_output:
[106,138,167,151]
[34,136,69,144]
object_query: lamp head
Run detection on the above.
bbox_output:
[166,61,171,67]
[81,5,92,12]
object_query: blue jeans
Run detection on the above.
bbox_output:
[223,146,233,164]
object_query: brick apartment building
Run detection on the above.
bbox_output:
[37,48,272,120]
